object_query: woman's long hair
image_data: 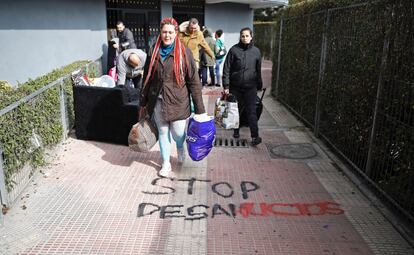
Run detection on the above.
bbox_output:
[143,17,189,87]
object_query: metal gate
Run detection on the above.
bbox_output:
[106,0,161,53]
[172,0,205,26]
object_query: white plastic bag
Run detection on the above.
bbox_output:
[222,101,239,129]
[89,75,116,88]
[214,95,239,129]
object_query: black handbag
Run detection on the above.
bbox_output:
[216,46,227,58]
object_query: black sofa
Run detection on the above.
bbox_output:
[73,85,140,145]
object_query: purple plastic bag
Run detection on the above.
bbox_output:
[186,116,216,161]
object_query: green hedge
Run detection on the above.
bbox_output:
[0,61,98,191]
[283,0,368,15]
[288,0,307,5]
[253,22,278,60]
[273,0,414,220]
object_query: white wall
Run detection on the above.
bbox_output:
[160,0,173,19]
[0,0,108,86]
[205,2,253,52]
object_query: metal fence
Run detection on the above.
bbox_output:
[0,60,101,207]
[274,0,414,221]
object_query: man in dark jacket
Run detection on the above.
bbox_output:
[223,27,263,146]
[113,21,137,52]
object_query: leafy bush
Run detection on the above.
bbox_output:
[0,61,98,191]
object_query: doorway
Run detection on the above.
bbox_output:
[106,0,161,70]
[173,0,205,26]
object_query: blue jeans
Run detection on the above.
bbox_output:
[199,65,215,86]
[154,99,187,164]
[215,58,224,86]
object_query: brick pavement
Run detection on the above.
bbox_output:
[0,61,413,254]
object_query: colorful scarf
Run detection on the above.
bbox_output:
[160,42,174,61]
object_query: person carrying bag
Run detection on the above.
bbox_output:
[222,27,263,146]
[139,17,206,177]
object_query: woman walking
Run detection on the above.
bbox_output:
[140,17,206,177]
[223,27,263,146]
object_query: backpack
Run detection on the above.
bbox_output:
[216,45,227,58]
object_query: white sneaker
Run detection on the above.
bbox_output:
[159,163,171,177]
[177,148,186,163]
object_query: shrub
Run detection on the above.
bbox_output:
[0,61,98,191]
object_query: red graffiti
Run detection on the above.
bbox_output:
[237,201,344,218]
[137,201,344,220]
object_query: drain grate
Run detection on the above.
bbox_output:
[214,137,249,147]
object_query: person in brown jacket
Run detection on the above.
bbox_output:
[178,18,215,69]
[140,17,206,177]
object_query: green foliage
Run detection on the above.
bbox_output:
[0,81,13,92]
[0,61,89,109]
[288,0,307,5]
[272,0,414,217]
[253,22,278,60]
[0,60,96,191]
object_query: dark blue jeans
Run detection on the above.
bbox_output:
[199,65,215,86]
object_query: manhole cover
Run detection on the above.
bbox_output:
[268,143,317,159]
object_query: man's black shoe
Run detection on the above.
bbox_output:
[215,84,221,87]
[251,137,262,146]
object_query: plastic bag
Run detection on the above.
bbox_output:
[108,58,118,81]
[108,66,118,81]
[128,116,158,152]
[214,97,226,125]
[89,75,116,88]
[214,93,239,129]
[186,114,216,161]
[222,101,239,129]
[71,69,90,86]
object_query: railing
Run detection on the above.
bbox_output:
[273,0,414,221]
[0,59,101,206]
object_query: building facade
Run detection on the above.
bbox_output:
[0,0,287,86]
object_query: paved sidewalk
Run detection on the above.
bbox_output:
[1,61,413,254]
